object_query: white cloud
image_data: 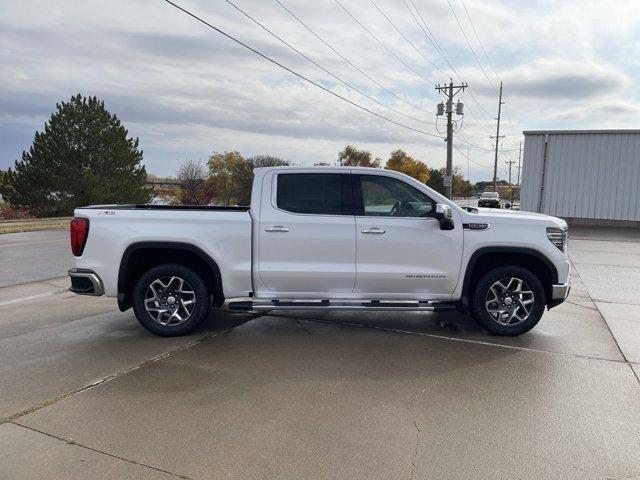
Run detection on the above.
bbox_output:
[0,0,638,183]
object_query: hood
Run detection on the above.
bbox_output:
[463,207,568,229]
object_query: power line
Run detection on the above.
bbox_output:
[457,134,519,153]
[458,0,521,141]
[460,0,501,84]
[403,0,496,133]
[333,0,438,89]
[161,0,444,139]
[445,0,498,95]
[272,0,431,118]
[368,0,447,78]
[403,0,458,79]
[457,135,493,151]
[224,0,436,126]
[454,144,492,169]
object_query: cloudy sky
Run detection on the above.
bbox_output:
[1,0,638,182]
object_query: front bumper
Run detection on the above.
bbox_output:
[68,268,104,296]
[549,278,571,308]
[478,201,500,208]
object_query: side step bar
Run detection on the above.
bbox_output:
[228,299,458,312]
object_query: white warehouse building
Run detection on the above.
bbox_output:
[520,129,640,226]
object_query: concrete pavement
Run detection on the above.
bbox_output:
[569,228,640,366]
[0,229,71,287]
[0,228,639,479]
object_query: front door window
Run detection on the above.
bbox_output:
[360,175,435,218]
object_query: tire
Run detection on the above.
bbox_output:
[470,265,546,336]
[132,263,210,336]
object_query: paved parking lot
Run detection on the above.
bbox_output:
[0,228,639,479]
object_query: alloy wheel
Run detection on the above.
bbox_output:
[485,276,535,326]
[144,276,196,326]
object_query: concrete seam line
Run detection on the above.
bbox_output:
[1,312,267,425]
[570,261,629,363]
[0,239,67,248]
[570,262,640,269]
[0,276,68,290]
[564,300,598,311]
[630,364,640,387]
[9,422,194,480]
[0,288,68,307]
[591,299,640,307]
[279,313,632,366]
[1,334,217,423]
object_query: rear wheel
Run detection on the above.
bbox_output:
[132,264,210,336]
[470,265,545,336]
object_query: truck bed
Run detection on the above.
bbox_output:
[74,205,253,298]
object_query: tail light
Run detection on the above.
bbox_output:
[70,217,90,256]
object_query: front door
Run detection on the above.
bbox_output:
[353,173,463,299]
[255,171,356,295]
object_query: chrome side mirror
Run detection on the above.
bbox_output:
[434,204,454,230]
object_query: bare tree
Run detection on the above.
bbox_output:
[176,159,211,205]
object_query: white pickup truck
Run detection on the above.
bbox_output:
[68,167,570,337]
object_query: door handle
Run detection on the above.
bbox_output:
[265,225,290,233]
[361,227,385,234]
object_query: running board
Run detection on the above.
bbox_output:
[228,299,458,312]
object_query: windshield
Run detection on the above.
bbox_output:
[481,192,499,199]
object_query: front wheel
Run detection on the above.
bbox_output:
[132,264,210,336]
[470,265,546,336]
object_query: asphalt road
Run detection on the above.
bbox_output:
[0,229,639,479]
[0,230,71,287]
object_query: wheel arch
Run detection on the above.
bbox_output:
[117,242,224,312]
[460,247,558,312]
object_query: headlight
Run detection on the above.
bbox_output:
[547,227,567,252]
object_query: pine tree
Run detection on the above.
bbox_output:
[1,94,151,217]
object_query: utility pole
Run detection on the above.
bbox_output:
[506,159,516,205]
[436,80,467,199]
[516,141,522,201]
[467,147,470,206]
[492,81,504,192]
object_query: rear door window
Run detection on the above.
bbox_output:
[276,173,354,215]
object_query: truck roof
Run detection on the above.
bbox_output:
[253,166,385,172]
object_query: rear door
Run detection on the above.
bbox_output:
[353,173,463,299]
[255,171,356,295]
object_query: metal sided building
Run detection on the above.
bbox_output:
[520,130,640,226]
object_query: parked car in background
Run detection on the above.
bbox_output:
[478,191,501,208]
[68,167,570,338]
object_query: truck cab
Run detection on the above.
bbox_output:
[69,167,570,337]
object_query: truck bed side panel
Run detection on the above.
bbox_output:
[74,208,252,298]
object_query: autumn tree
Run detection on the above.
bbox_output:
[0,94,151,217]
[235,155,291,205]
[426,166,471,197]
[207,152,291,205]
[249,155,291,169]
[175,159,211,205]
[338,145,380,168]
[207,151,246,205]
[384,149,430,183]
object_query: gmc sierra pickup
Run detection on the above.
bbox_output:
[68,167,570,337]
